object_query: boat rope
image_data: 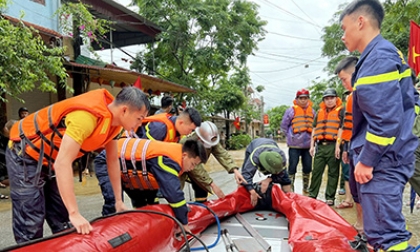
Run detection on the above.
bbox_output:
[186,232,209,252]
[188,202,221,251]
[414,244,420,252]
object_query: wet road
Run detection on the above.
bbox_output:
[0,142,419,249]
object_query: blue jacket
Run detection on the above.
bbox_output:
[281,104,314,149]
[350,34,418,169]
[241,138,290,191]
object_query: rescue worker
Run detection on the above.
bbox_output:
[334,56,364,236]
[118,137,207,233]
[179,121,246,202]
[6,87,150,243]
[280,88,314,194]
[154,95,174,115]
[340,1,417,251]
[18,107,29,119]
[95,107,202,215]
[240,138,291,207]
[308,88,344,206]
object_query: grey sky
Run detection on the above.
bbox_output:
[100,0,349,109]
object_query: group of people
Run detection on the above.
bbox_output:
[281,0,419,251]
[2,84,290,245]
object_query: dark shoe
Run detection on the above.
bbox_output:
[349,234,369,252]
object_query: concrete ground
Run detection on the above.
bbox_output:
[0,142,419,249]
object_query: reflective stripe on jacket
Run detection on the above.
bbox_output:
[313,99,343,141]
[342,93,353,142]
[291,101,314,134]
[140,114,178,142]
[118,138,183,190]
[9,89,122,166]
[351,34,417,168]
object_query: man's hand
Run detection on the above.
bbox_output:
[175,224,191,238]
[249,189,262,207]
[309,146,315,157]
[259,177,272,194]
[342,151,349,164]
[210,182,225,199]
[69,212,93,235]
[354,161,373,184]
[335,144,341,159]
[115,200,129,212]
[234,169,246,184]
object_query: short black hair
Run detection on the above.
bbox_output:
[181,107,202,127]
[340,0,384,29]
[161,96,174,108]
[18,107,28,114]
[334,56,358,75]
[115,86,151,112]
[182,139,208,164]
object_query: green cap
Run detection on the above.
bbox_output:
[259,151,284,174]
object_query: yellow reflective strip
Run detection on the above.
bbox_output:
[354,69,412,90]
[145,123,156,140]
[100,118,110,134]
[387,241,408,251]
[415,105,420,115]
[194,197,208,201]
[169,199,186,208]
[168,129,174,141]
[157,156,178,176]
[365,132,395,146]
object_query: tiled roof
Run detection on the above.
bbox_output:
[2,14,62,38]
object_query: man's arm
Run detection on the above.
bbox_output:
[280,107,292,134]
[212,143,239,173]
[151,157,189,225]
[105,140,128,212]
[54,135,92,234]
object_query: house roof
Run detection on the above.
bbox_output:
[64,60,195,94]
[2,14,62,38]
[69,0,162,49]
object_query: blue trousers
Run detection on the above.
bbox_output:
[6,144,69,243]
[353,152,413,251]
[94,150,117,216]
[287,148,312,175]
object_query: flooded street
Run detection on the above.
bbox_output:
[0,141,419,249]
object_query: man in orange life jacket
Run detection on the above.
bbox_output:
[308,88,344,206]
[333,57,365,237]
[280,88,314,194]
[118,137,207,233]
[95,107,202,215]
[6,87,150,243]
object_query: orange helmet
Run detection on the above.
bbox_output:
[296,89,309,98]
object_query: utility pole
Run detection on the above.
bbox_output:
[260,96,265,137]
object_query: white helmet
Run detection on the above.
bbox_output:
[195,121,220,148]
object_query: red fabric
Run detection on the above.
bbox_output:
[8,186,367,252]
[133,76,142,89]
[408,20,420,76]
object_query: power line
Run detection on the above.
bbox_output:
[289,0,321,35]
[266,31,321,41]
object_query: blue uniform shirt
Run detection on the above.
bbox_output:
[351,34,418,168]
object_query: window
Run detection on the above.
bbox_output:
[31,0,45,5]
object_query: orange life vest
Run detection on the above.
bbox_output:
[342,93,353,142]
[9,89,122,166]
[313,98,343,141]
[291,100,314,134]
[118,138,183,190]
[140,114,178,142]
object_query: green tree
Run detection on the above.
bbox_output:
[267,105,289,134]
[130,0,266,109]
[0,0,67,101]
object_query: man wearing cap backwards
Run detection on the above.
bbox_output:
[240,138,291,207]
[179,121,246,203]
[281,88,314,194]
[308,88,344,207]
